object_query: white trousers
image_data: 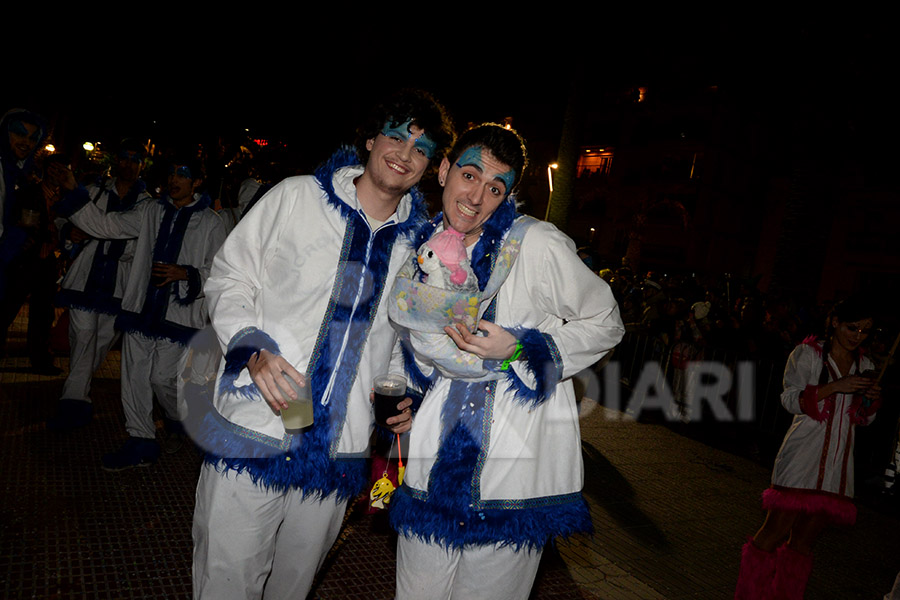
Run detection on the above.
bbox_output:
[395,534,543,600]
[121,332,186,438]
[192,462,348,600]
[60,308,120,402]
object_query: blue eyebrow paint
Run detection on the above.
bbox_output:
[169,165,193,179]
[9,119,41,141]
[455,146,483,170]
[456,146,517,195]
[496,169,516,194]
[380,120,437,159]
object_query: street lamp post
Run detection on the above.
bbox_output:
[543,163,558,221]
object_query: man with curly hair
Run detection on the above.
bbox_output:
[191,89,454,599]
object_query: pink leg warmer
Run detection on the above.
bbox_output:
[735,539,776,600]
[773,545,813,600]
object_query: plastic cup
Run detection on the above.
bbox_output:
[373,374,407,428]
[277,372,314,433]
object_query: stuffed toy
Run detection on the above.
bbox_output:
[416,227,477,292]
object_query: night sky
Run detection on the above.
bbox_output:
[5,17,895,175]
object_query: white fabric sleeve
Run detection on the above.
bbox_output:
[781,344,820,415]
[67,196,147,239]
[513,224,624,382]
[204,181,294,349]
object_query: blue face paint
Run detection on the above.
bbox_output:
[169,165,193,179]
[455,146,483,170]
[119,150,143,164]
[9,119,41,141]
[456,146,517,196]
[496,169,516,194]
[380,120,437,160]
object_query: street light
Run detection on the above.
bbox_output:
[544,163,558,221]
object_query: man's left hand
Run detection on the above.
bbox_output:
[152,262,188,286]
[372,393,414,434]
[445,320,517,360]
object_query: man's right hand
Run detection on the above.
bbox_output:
[47,163,77,191]
[247,348,306,413]
[69,226,91,244]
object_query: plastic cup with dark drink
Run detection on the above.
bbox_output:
[373,374,407,428]
[277,372,314,433]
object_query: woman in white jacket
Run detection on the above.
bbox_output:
[735,297,882,599]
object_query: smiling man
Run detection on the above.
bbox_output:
[191,89,454,600]
[52,155,227,468]
[389,124,625,600]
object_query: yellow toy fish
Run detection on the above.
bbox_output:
[369,435,406,510]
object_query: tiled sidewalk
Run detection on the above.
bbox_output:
[2,307,899,599]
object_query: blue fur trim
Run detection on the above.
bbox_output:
[55,287,121,315]
[390,486,592,550]
[406,388,424,413]
[400,334,436,395]
[115,310,197,345]
[218,327,281,401]
[503,328,564,407]
[174,265,201,305]
[53,185,92,217]
[314,147,362,222]
[191,395,367,500]
[304,215,394,460]
[314,147,430,243]
[132,194,212,336]
[471,199,517,291]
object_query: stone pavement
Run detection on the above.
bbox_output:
[2,307,899,599]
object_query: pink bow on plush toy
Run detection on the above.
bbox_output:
[419,227,470,286]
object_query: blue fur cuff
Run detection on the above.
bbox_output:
[390,486,592,550]
[219,327,281,400]
[503,328,564,407]
[174,265,201,305]
[53,186,91,217]
[400,336,435,396]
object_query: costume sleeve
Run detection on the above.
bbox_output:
[205,181,295,362]
[504,223,624,405]
[55,191,145,240]
[781,343,827,418]
[174,212,228,306]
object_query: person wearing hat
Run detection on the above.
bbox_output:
[47,139,152,431]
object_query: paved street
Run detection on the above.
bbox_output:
[2,308,898,599]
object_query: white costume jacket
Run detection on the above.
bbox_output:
[56,178,151,314]
[765,338,879,523]
[195,150,428,500]
[53,191,226,343]
[390,201,625,549]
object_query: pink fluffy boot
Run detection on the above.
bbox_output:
[773,545,813,599]
[734,539,776,599]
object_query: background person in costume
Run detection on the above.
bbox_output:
[389,124,625,600]
[0,108,59,373]
[47,139,152,431]
[52,155,227,469]
[190,89,454,600]
[734,296,882,599]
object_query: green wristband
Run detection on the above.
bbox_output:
[500,341,524,371]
